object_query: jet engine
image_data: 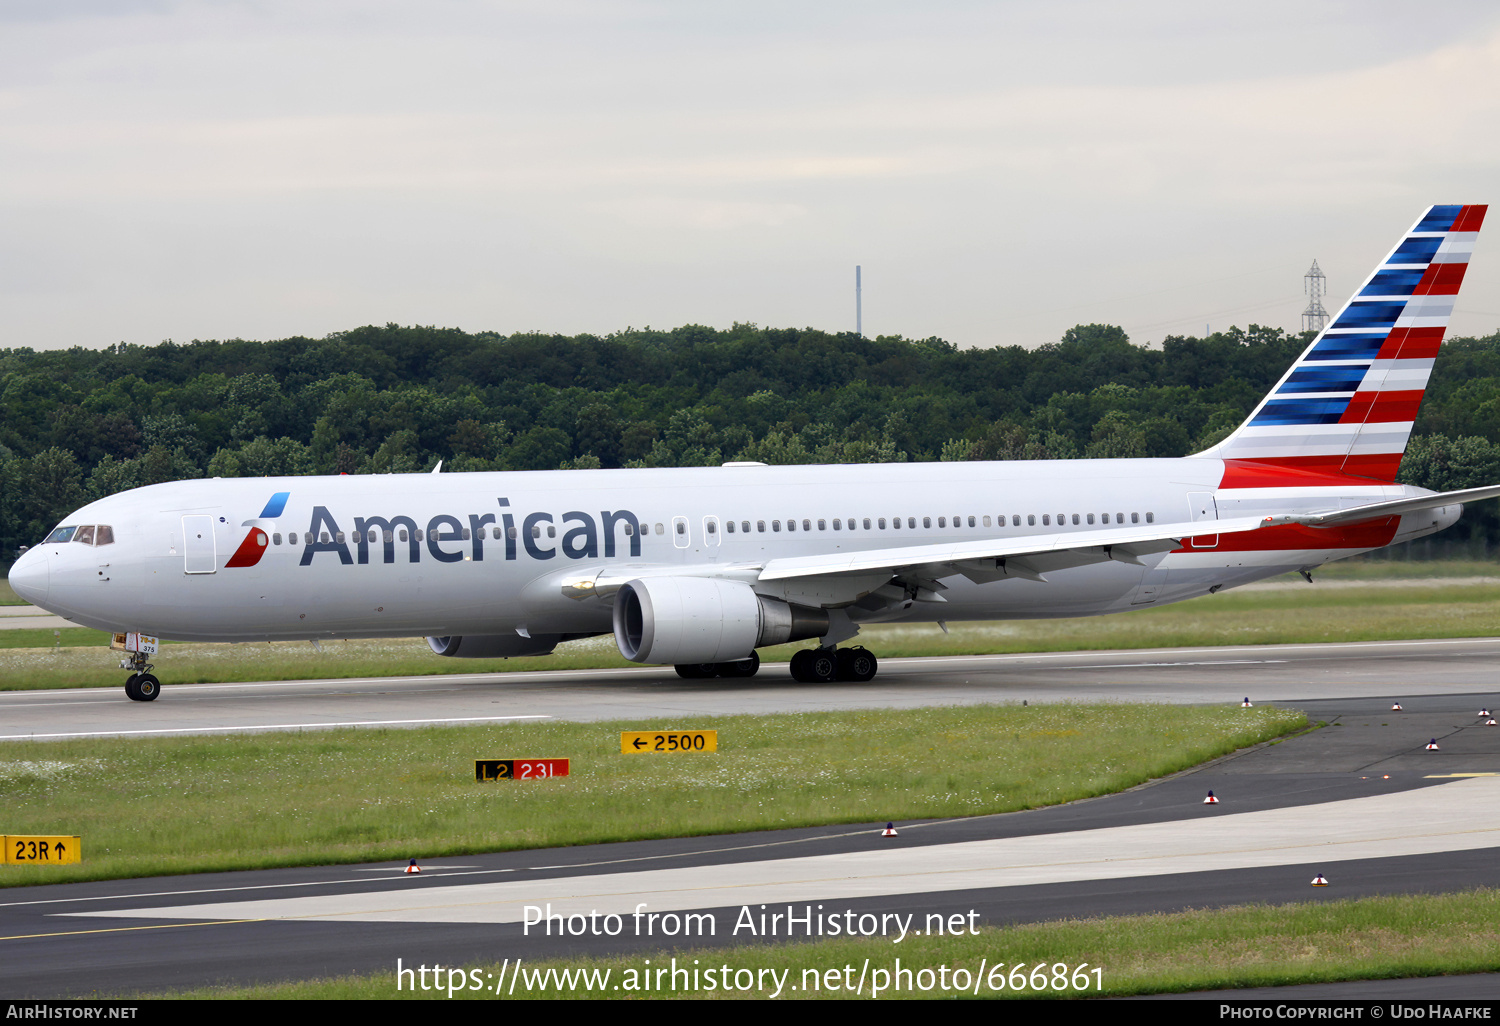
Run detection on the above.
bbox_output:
[612,577,828,664]
[426,634,563,658]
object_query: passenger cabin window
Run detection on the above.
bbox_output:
[1028,515,1036,526]
[923,517,932,529]
[1131,512,1140,523]
[742,521,750,533]
[1146,512,1155,523]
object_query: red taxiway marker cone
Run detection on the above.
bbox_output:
[1203,790,1219,804]
[1311,873,1329,887]
[1480,708,1492,717]
[1391,703,1403,711]
[881,823,898,837]
[1241,697,1253,708]
[405,859,421,874]
[1425,739,1440,750]
[1487,719,1497,727]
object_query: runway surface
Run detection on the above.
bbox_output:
[6,636,1500,740]
[2,643,1499,999]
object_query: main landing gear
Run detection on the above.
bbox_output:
[674,651,761,679]
[122,651,161,702]
[789,646,877,683]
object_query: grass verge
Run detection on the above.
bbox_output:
[160,890,1500,999]
[4,579,1500,690]
[0,703,1303,887]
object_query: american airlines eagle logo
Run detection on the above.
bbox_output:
[224,491,289,569]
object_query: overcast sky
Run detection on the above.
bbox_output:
[4,0,1499,352]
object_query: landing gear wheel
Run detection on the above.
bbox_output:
[717,651,760,678]
[132,674,161,701]
[674,663,717,679]
[805,649,837,683]
[124,674,141,701]
[836,647,878,682]
[790,649,813,682]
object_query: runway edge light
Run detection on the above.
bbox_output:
[1426,739,1441,750]
[1203,790,1219,804]
[405,859,421,874]
[1241,698,1253,708]
[1312,873,1329,887]
[1391,703,1403,711]
[882,823,898,837]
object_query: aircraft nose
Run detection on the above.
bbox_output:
[8,549,49,606]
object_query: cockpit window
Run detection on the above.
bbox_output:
[48,524,114,545]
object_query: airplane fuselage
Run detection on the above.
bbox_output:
[11,457,1454,645]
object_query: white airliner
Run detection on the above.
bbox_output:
[9,205,1498,701]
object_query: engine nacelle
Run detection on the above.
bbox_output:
[612,577,828,664]
[426,634,562,658]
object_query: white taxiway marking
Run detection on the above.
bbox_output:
[65,777,1500,925]
[0,714,551,741]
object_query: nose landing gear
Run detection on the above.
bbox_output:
[121,651,161,702]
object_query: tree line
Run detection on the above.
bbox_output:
[4,321,1499,557]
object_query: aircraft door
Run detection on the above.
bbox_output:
[182,515,217,574]
[1186,490,1219,549]
[671,516,690,549]
[703,516,720,559]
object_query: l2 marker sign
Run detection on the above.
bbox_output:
[475,759,569,781]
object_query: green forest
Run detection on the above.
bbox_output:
[4,321,1500,559]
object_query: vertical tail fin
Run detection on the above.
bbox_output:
[1198,204,1486,485]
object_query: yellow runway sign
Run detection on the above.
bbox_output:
[620,730,717,754]
[5,835,81,865]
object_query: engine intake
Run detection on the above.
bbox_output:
[612,577,828,664]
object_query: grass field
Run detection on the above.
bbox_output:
[0,702,1304,887]
[163,890,1500,999]
[3,571,1499,690]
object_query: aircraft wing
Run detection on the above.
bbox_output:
[1287,483,1500,527]
[757,514,1291,586]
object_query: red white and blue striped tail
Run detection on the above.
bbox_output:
[1197,205,1487,485]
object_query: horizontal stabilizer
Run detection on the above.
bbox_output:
[1289,483,1500,526]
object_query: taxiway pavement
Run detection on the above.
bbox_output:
[1,646,1498,998]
